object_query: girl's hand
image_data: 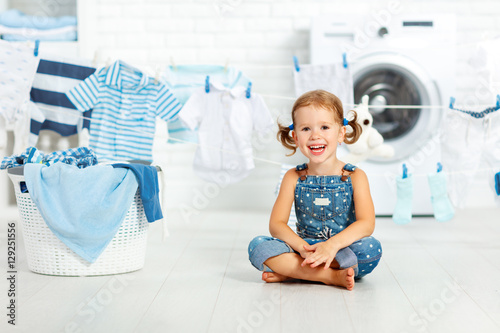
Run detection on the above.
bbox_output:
[299,248,313,260]
[300,241,339,269]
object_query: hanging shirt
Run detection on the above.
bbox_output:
[29,55,96,146]
[67,60,182,162]
[178,82,274,185]
[163,65,251,143]
[0,39,40,124]
[293,63,354,106]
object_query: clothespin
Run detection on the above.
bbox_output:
[402,163,408,179]
[437,162,443,173]
[293,56,300,72]
[342,52,348,68]
[205,76,210,93]
[34,40,40,57]
[246,82,252,99]
[496,94,500,109]
[449,96,455,109]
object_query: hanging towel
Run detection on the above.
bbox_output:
[112,163,163,223]
[24,163,138,263]
[293,63,354,106]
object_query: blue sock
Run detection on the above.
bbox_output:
[393,175,413,225]
[428,172,455,222]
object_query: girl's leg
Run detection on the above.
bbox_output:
[349,236,382,278]
[263,253,355,290]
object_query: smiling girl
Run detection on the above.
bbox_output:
[248,90,382,290]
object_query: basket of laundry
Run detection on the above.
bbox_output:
[7,163,155,276]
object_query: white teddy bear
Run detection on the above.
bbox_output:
[342,95,395,164]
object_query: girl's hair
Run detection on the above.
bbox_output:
[277,89,362,155]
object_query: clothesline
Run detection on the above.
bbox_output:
[31,103,498,178]
[258,94,500,110]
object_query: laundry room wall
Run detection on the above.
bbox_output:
[2,0,499,217]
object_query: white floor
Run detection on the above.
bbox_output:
[1,206,500,333]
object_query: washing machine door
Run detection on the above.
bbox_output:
[352,53,442,162]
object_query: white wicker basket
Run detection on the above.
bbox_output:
[7,167,149,276]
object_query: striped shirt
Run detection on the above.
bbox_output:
[67,60,182,162]
[29,56,96,145]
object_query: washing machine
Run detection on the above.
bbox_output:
[311,14,456,215]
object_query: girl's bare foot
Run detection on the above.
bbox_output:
[328,267,355,290]
[262,271,291,283]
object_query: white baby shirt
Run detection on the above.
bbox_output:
[179,82,274,185]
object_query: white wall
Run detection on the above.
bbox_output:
[2,0,499,217]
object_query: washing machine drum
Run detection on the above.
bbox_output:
[352,56,442,162]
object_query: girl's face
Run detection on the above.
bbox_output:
[292,105,346,165]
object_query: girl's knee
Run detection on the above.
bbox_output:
[248,236,292,271]
[351,236,382,278]
[248,235,274,253]
[353,236,382,257]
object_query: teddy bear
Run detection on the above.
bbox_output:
[342,95,395,164]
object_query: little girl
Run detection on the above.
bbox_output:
[248,90,382,290]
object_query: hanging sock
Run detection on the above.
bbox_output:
[427,171,455,222]
[393,174,414,225]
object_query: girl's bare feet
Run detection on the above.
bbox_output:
[328,267,355,290]
[262,271,291,283]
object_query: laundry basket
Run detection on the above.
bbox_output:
[7,166,149,276]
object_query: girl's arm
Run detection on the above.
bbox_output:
[269,169,311,257]
[302,168,375,268]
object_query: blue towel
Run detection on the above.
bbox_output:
[112,163,163,223]
[1,30,77,41]
[24,163,138,263]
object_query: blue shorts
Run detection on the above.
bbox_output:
[248,235,382,279]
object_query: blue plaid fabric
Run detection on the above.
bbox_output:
[1,147,98,170]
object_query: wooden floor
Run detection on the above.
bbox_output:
[1,206,500,333]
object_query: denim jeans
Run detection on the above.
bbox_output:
[248,235,382,279]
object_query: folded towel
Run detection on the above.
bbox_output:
[24,163,138,263]
[0,9,76,30]
[0,24,77,41]
[112,163,163,223]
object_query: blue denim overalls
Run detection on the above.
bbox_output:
[249,163,382,279]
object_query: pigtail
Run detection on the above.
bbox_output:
[344,110,362,144]
[277,122,297,156]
